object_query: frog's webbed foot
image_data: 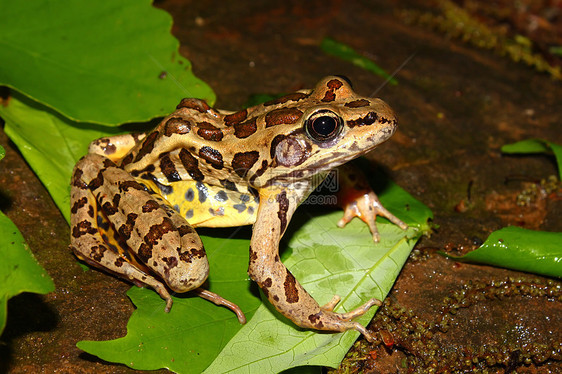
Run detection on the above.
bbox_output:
[337,191,408,242]
[321,295,381,318]
[318,295,382,342]
[194,289,247,324]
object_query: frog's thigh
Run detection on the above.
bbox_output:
[70,154,209,308]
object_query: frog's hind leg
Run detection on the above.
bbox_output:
[70,154,210,312]
[70,158,174,310]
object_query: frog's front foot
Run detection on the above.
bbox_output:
[337,191,408,242]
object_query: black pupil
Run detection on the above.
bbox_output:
[313,116,337,137]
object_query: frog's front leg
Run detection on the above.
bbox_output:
[70,154,210,311]
[248,189,380,341]
[336,163,408,242]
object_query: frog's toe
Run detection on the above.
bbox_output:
[333,298,382,321]
[320,295,342,312]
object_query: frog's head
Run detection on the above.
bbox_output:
[258,76,397,186]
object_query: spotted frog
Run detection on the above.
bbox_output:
[70,76,407,341]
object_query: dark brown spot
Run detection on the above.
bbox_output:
[263,92,309,106]
[105,144,117,155]
[71,168,86,188]
[178,225,195,236]
[71,197,88,214]
[265,108,303,128]
[72,220,98,238]
[87,205,95,218]
[321,79,344,102]
[197,122,224,141]
[144,217,174,245]
[137,217,175,263]
[273,295,279,302]
[118,213,138,240]
[88,171,104,191]
[92,138,117,155]
[263,277,272,288]
[284,271,299,303]
[177,248,192,263]
[224,109,248,126]
[322,91,335,102]
[308,313,321,324]
[102,158,115,168]
[345,99,370,108]
[232,151,260,178]
[189,247,205,260]
[249,245,257,264]
[90,245,107,262]
[327,78,343,90]
[138,164,156,175]
[159,154,181,182]
[138,243,153,263]
[199,146,224,170]
[164,117,191,136]
[308,313,324,328]
[179,149,204,181]
[103,143,116,155]
[114,257,125,267]
[233,118,257,139]
[101,193,121,216]
[119,180,147,192]
[348,111,378,127]
[142,200,160,213]
[162,256,178,269]
[176,98,211,113]
[276,191,289,233]
[134,131,159,163]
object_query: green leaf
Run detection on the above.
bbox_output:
[0,0,215,125]
[0,92,122,223]
[320,38,398,85]
[0,145,5,161]
[501,139,562,178]
[446,226,562,278]
[77,182,431,373]
[0,210,55,334]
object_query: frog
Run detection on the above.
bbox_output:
[69,76,407,342]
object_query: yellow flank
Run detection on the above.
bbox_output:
[140,178,258,228]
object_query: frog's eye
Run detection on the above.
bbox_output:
[305,110,343,142]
